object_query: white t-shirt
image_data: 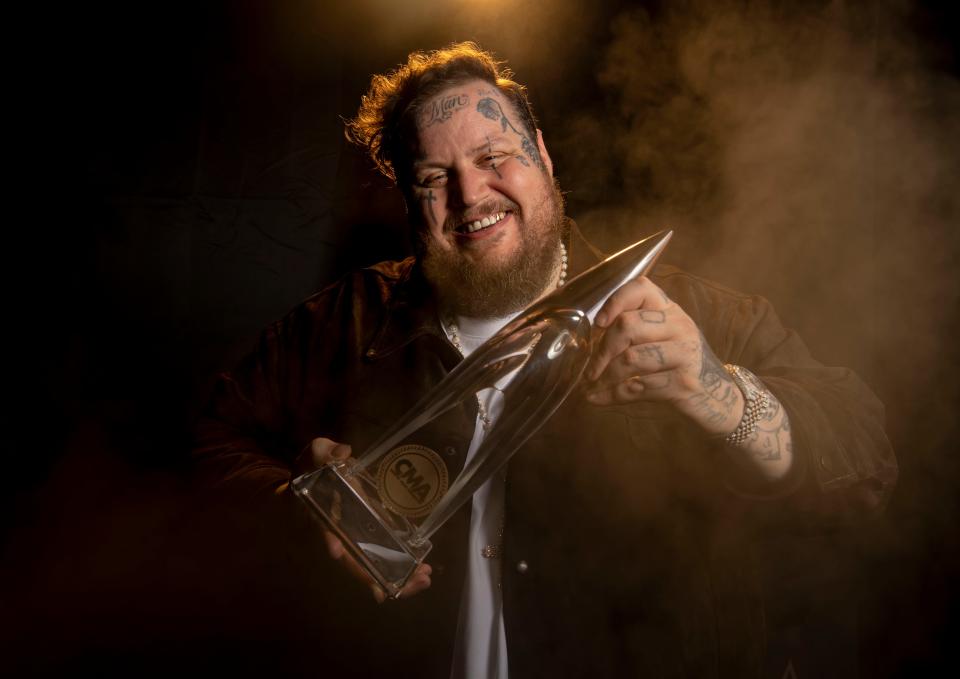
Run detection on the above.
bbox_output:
[445,312,517,679]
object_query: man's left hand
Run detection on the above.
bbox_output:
[583,276,744,437]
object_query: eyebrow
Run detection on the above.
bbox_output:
[412,135,512,171]
[474,135,510,154]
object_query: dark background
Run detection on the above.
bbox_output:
[4,0,958,676]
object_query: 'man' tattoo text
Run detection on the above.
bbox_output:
[420,94,470,128]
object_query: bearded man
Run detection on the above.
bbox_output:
[193,43,896,678]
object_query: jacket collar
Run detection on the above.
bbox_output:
[365,219,603,361]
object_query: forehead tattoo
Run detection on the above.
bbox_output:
[409,88,546,178]
[476,96,545,171]
[418,92,470,129]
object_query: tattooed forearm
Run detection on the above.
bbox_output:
[721,381,794,483]
[748,395,792,462]
[690,340,740,428]
[476,97,546,170]
[687,392,734,428]
[420,94,469,128]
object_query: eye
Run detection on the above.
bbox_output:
[418,172,447,187]
[480,153,504,167]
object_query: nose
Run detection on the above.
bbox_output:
[450,166,491,208]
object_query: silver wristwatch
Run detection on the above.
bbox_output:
[722,364,770,445]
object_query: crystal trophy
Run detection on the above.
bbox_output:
[292,230,673,597]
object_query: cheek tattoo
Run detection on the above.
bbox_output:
[486,136,504,180]
[417,188,438,226]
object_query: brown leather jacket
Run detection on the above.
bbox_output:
[193,225,896,677]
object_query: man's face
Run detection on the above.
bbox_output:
[406,79,565,318]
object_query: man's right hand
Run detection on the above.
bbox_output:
[296,437,433,603]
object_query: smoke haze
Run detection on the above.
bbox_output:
[552,4,960,665]
[556,0,959,430]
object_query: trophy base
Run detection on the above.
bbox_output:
[291,460,433,599]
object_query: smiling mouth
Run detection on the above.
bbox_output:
[455,211,508,235]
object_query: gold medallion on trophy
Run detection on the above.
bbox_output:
[377,445,449,518]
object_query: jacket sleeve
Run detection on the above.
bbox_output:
[732,295,896,518]
[661,269,898,520]
[192,326,294,497]
[191,288,340,497]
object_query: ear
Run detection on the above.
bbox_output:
[536,129,554,177]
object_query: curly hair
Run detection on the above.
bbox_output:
[345,42,539,183]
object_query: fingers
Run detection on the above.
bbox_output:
[323,529,381,600]
[584,341,675,403]
[585,334,702,406]
[376,563,432,603]
[594,276,670,329]
[398,563,433,599]
[587,278,675,381]
[585,370,675,406]
[586,309,677,381]
[297,436,353,473]
[311,436,353,463]
[323,529,432,603]
[589,342,670,386]
[306,438,428,603]
[584,276,705,407]
[323,529,346,559]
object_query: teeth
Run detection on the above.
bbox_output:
[464,211,506,233]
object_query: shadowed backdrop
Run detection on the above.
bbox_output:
[4,0,958,675]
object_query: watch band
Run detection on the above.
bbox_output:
[722,364,771,445]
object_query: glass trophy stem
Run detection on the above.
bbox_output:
[292,230,673,596]
[351,398,461,474]
[413,336,589,540]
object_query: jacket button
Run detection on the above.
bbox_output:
[444,445,458,457]
[516,560,529,575]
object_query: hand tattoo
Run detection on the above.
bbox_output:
[636,343,665,367]
[638,310,666,324]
